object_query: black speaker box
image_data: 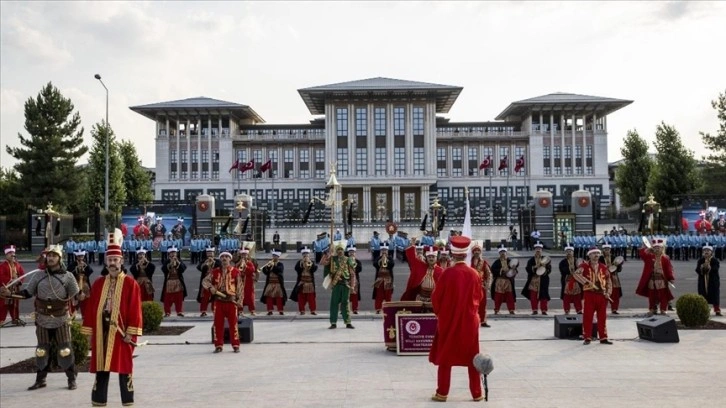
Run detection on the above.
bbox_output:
[636,316,679,343]
[211,317,254,344]
[554,314,598,339]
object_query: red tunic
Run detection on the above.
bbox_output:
[240,261,257,300]
[133,224,150,239]
[429,261,482,367]
[82,272,143,374]
[401,246,443,301]
[0,260,25,286]
[636,248,675,300]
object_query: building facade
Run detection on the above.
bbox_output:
[130,77,632,226]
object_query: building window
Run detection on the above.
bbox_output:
[181,149,187,162]
[404,192,416,220]
[284,149,294,179]
[375,148,386,176]
[212,150,219,163]
[211,170,219,179]
[437,147,447,177]
[481,146,493,176]
[413,147,424,175]
[355,108,367,137]
[467,147,478,176]
[374,107,386,136]
[336,108,348,137]
[356,148,367,176]
[170,171,177,180]
[337,148,348,176]
[315,149,325,178]
[437,188,449,203]
[299,148,309,179]
[201,150,208,163]
[207,189,226,201]
[298,189,310,203]
[514,146,526,177]
[412,107,424,136]
[586,145,593,175]
[543,146,551,176]
[499,146,509,176]
[452,147,462,177]
[161,189,180,201]
[170,150,177,163]
[394,148,405,176]
[394,107,405,137]
[181,171,188,180]
[184,189,203,201]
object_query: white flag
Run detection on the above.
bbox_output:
[463,197,472,264]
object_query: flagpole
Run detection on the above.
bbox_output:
[506,160,510,226]
[488,167,493,225]
[271,167,276,229]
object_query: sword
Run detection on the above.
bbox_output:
[111,319,148,348]
[2,269,44,294]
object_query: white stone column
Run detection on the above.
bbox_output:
[427,102,436,176]
[387,104,394,176]
[368,103,375,176]
[549,113,554,178]
[196,117,202,179]
[420,184,429,220]
[405,103,413,175]
[363,186,371,223]
[348,103,355,177]
[392,185,401,222]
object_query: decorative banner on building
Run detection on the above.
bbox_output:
[396,313,437,355]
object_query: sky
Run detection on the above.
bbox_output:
[1,1,725,170]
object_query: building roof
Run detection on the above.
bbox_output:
[495,92,633,121]
[298,77,463,115]
[129,97,265,123]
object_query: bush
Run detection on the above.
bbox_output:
[675,293,710,327]
[142,301,164,334]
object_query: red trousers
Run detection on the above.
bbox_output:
[583,291,608,341]
[609,289,621,312]
[562,294,583,313]
[374,289,393,311]
[436,364,482,399]
[243,286,255,312]
[493,292,515,312]
[212,301,239,348]
[266,296,284,312]
[350,294,359,312]
[140,291,154,302]
[529,290,548,312]
[297,292,317,313]
[199,289,211,313]
[478,295,488,323]
[648,288,669,312]
[0,299,20,322]
[163,292,184,314]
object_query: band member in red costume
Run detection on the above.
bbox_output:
[203,251,244,353]
[372,244,395,313]
[132,217,150,239]
[695,211,712,235]
[575,247,613,345]
[237,248,258,316]
[81,229,143,406]
[636,238,675,316]
[196,247,220,317]
[402,243,442,302]
[0,245,25,325]
[559,244,583,314]
[429,235,484,402]
[470,243,492,327]
[290,247,318,315]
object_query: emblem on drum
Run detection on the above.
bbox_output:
[578,196,590,208]
[538,197,550,208]
[405,320,421,335]
[198,201,209,212]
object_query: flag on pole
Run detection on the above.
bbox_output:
[462,194,473,263]
[228,159,240,173]
[239,159,255,173]
[498,155,508,171]
[259,159,272,174]
[479,155,492,170]
[514,155,525,173]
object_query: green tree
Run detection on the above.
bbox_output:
[614,130,653,207]
[119,140,154,206]
[699,89,726,194]
[0,167,23,216]
[6,82,87,211]
[647,122,701,206]
[86,121,126,214]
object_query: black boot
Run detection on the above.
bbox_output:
[92,372,110,406]
[66,368,77,390]
[28,370,48,391]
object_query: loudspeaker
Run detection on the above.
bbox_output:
[636,316,679,343]
[211,317,254,344]
[554,315,598,339]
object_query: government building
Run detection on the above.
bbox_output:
[130,77,631,236]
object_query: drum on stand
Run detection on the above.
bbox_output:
[382,301,425,351]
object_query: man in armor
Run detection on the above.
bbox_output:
[696,243,721,316]
[402,242,442,303]
[0,245,25,326]
[81,229,143,406]
[575,247,613,345]
[203,251,244,353]
[636,238,675,316]
[260,250,287,315]
[290,247,318,315]
[490,245,516,315]
[470,243,492,327]
[196,247,220,317]
[161,246,187,317]
[559,243,583,314]
[68,249,93,316]
[372,244,395,314]
[1,245,80,390]
[322,244,356,329]
[130,247,156,302]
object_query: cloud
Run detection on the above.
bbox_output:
[0,88,25,115]
[1,17,74,68]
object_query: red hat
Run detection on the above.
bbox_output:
[449,235,472,255]
[4,245,16,254]
[106,228,124,258]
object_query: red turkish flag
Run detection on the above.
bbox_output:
[514,155,525,172]
[498,155,508,171]
[259,159,272,173]
[228,159,240,173]
[238,159,255,173]
[479,155,491,170]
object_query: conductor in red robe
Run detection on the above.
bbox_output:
[402,243,443,302]
[81,229,143,407]
[428,235,484,402]
[636,238,675,315]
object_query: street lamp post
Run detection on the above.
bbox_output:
[94,74,109,213]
